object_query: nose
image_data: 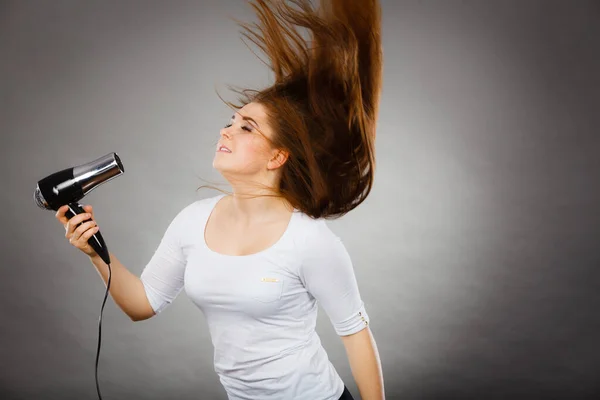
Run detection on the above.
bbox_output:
[220,127,232,139]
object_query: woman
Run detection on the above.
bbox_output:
[56,0,384,399]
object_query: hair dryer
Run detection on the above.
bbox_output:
[34,152,124,266]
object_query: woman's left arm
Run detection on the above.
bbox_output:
[298,223,385,400]
[341,327,385,400]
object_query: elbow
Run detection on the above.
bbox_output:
[131,289,158,322]
[130,314,151,322]
[129,309,156,322]
[130,315,144,322]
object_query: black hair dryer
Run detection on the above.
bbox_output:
[34,152,125,265]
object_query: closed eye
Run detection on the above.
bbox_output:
[224,123,252,132]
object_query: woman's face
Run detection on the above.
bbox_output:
[213,102,278,178]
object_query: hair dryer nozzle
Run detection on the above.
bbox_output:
[34,184,49,209]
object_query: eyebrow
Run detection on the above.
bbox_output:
[232,113,260,130]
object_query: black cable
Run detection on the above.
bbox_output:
[95,262,111,400]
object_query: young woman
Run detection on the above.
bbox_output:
[56,1,384,399]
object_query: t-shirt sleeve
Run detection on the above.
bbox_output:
[298,222,370,336]
[139,202,195,315]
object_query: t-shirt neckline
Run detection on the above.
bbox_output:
[201,194,297,258]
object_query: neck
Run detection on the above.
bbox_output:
[225,184,292,224]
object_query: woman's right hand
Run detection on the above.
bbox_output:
[55,204,100,258]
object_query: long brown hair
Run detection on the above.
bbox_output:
[200,0,383,220]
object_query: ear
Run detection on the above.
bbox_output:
[267,148,289,170]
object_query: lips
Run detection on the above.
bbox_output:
[217,144,232,153]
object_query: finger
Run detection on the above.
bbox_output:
[73,212,93,225]
[74,220,97,238]
[74,226,100,248]
[82,226,100,240]
[69,223,88,242]
[65,212,93,234]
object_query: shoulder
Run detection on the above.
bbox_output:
[292,212,345,254]
[292,214,354,282]
[170,194,223,228]
[186,194,224,214]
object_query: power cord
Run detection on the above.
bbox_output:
[95,262,111,400]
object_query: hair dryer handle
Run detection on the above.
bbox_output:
[65,202,111,265]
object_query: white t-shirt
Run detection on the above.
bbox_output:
[140,194,370,400]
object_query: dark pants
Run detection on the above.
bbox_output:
[338,386,355,400]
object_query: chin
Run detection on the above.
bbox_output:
[212,161,237,176]
[213,156,261,177]
[212,156,227,171]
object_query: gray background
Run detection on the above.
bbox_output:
[2,0,599,399]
